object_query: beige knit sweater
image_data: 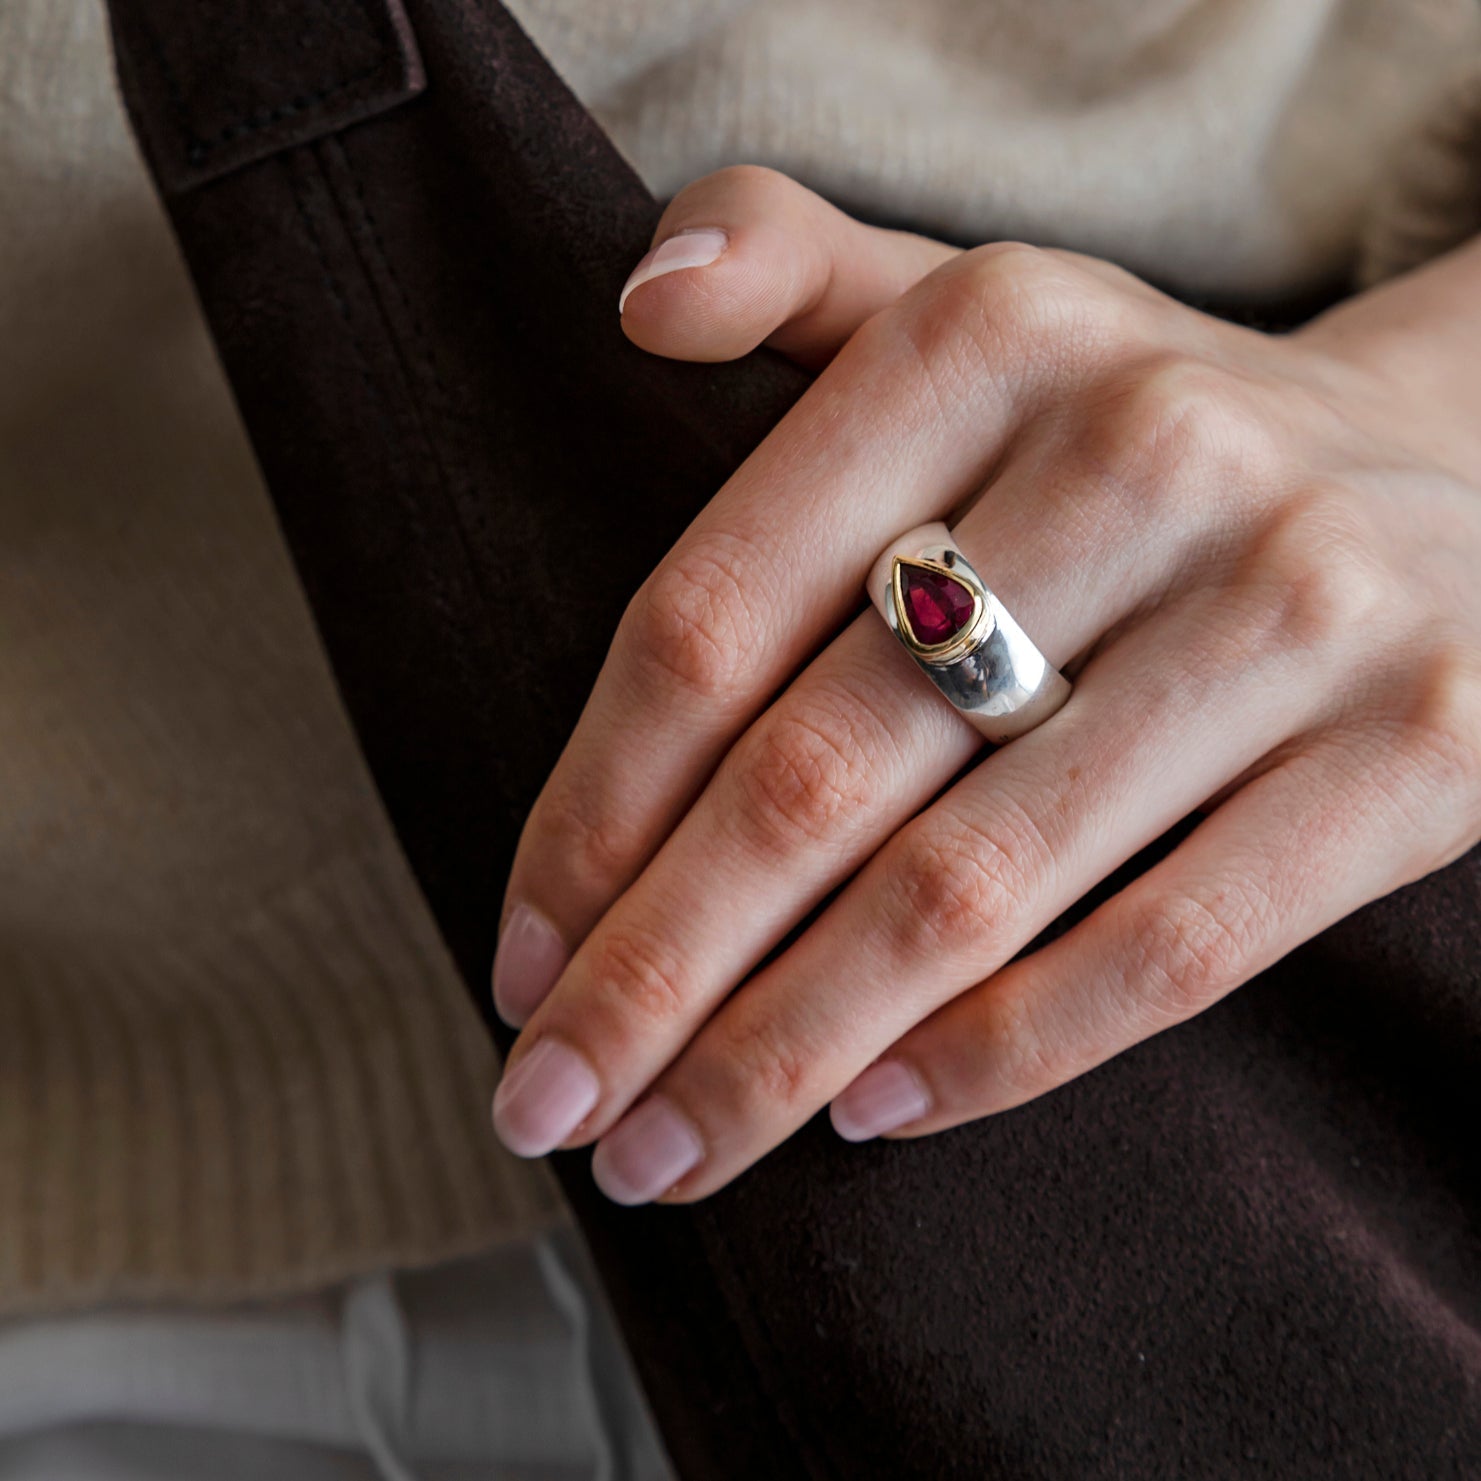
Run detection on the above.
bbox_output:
[509,0,1481,293]
[4,0,1479,1316]
[0,4,565,1316]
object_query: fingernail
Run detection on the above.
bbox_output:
[830,1061,930,1142]
[492,902,570,1028]
[618,228,729,315]
[591,1096,704,1206]
[492,1039,600,1158]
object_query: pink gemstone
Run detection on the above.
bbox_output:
[900,564,975,645]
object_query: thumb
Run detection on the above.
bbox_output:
[617,164,961,370]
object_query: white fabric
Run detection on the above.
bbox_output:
[0,1233,675,1481]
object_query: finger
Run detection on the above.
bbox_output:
[839,706,1478,1140]
[618,164,961,369]
[580,575,1346,1203]
[496,247,1139,1023]
[493,395,1258,1143]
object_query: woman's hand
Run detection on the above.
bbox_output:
[489,165,1481,1204]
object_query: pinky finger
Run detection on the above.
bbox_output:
[830,725,1469,1141]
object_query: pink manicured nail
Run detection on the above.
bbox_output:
[492,1039,600,1158]
[618,228,729,314]
[591,1097,704,1206]
[492,902,569,1027]
[830,1061,931,1142]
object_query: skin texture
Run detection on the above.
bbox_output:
[489,164,1481,1205]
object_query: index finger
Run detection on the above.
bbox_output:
[494,247,1112,1025]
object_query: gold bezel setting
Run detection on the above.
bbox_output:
[890,553,993,667]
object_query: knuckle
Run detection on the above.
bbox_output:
[1083,355,1273,504]
[959,240,1062,303]
[883,817,1034,962]
[627,535,758,699]
[952,243,1067,342]
[1126,885,1264,1023]
[894,242,1091,388]
[1398,641,1481,805]
[537,782,647,899]
[1243,484,1391,656]
[1010,1019,1086,1105]
[974,985,1072,1109]
[587,921,691,1028]
[719,1010,819,1117]
[729,691,885,855]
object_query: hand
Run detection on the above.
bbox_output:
[488,165,1481,1205]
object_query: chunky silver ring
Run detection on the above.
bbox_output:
[867,520,1071,743]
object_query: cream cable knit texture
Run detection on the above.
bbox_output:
[3,0,1480,1315]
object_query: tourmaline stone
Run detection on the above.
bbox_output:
[898,561,975,645]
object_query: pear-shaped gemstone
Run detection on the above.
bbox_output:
[898,562,975,645]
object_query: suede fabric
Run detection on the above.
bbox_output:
[105,2,1481,1477]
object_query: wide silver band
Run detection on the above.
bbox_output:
[867,521,1071,744]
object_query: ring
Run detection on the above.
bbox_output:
[867,521,1071,743]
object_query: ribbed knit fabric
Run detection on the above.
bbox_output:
[505,0,1481,297]
[0,846,569,1315]
[0,1,563,1317]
